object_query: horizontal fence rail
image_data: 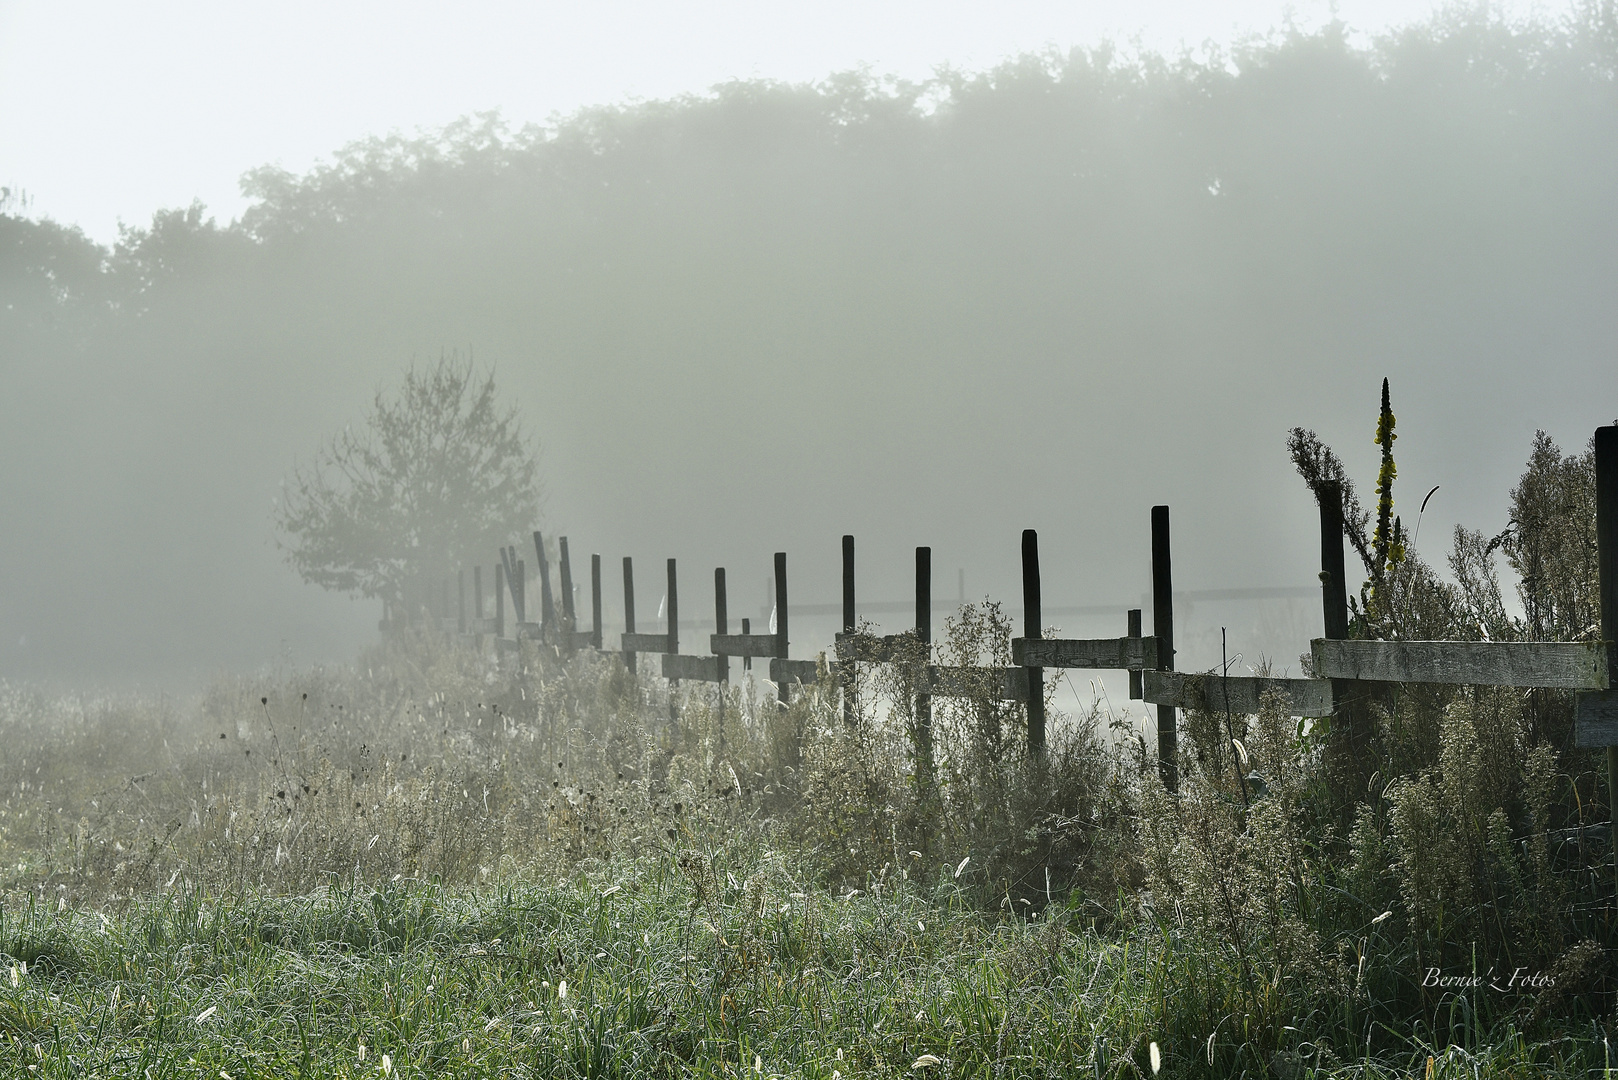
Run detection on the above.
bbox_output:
[1143,671,1334,718]
[1312,638,1610,689]
[1011,636,1156,671]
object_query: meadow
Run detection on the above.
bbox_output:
[0,589,1609,1077]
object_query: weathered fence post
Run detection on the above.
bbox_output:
[667,558,680,725]
[517,557,527,628]
[1022,529,1046,755]
[591,554,603,650]
[1318,480,1362,802]
[622,557,637,676]
[495,561,506,640]
[1152,506,1177,791]
[667,558,679,655]
[559,537,576,650]
[499,548,512,620]
[915,545,934,791]
[500,546,526,627]
[774,552,789,705]
[1595,427,1618,895]
[1128,608,1143,699]
[843,534,856,726]
[533,532,556,639]
[1319,482,1351,640]
[715,567,728,739]
[741,618,752,671]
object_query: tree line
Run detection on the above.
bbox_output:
[2,7,1616,679]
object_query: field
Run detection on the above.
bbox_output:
[0,622,1609,1078]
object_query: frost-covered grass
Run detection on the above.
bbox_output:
[3,842,1599,1078]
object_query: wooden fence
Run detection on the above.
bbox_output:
[396,425,1618,874]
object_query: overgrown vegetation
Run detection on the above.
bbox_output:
[4,402,1616,1074]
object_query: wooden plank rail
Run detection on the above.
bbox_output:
[1144,670,1333,718]
[1311,638,1609,689]
[832,637,1032,700]
[622,632,670,653]
[1012,636,1158,670]
[711,633,780,657]
[559,629,597,650]
[663,653,722,682]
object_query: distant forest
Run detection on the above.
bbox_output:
[3,9,1617,680]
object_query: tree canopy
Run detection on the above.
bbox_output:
[2,6,1617,678]
[274,357,541,609]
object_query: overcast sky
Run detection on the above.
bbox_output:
[0,0,1509,244]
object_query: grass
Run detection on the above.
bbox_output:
[0,630,1610,1077]
[0,838,1144,1078]
[4,855,1607,1077]
[1,848,1602,1079]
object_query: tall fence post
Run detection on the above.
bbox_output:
[667,558,679,655]
[559,537,576,649]
[533,532,556,639]
[842,534,856,726]
[667,558,680,725]
[715,567,728,743]
[774,552,789,705]
[916,545,934,791]
[591,554,603,650]
[1595,426,1618,896]
[517,557,527,627]
[1152,506,1177,791]
[1022,529,1046,755]
[622,557,637,676]
[1319,482,1351,640]
[1128,608,1143,699]
[1318,480,1361,802]
[495,561,506,640]
[500,546,526,626]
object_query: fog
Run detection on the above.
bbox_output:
[3,8,1616,690]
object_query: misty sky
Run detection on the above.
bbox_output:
[4,0,1612,696]
[4,0,1493,242]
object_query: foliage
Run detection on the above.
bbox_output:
[1502,431,1601,644]
[5,396,1617,1070]
[0,653,1607,1077]
[1288,379,1432,641]
[274,355,541,609]
[1370,377,1406,599]
[1273,399,1614,1047]
[9,7,1618,678]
